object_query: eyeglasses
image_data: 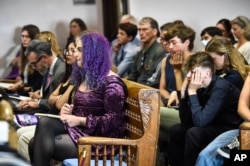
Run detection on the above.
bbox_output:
[29,55,43,68]
[74,47,82,53]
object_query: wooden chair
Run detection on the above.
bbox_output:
[238,65,250,150]
[245,65,250,73]
[77,79,160,166]
[0,95,17,150]
[239,122,250,150]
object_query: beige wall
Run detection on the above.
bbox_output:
[1,0,250,77]
[129,0,250,51]
[0,0,103,77]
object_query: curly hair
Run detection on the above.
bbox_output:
[71,31,112,90]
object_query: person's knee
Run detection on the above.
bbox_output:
[36,117,53,130]
[17,125,36,138]
[18,134,29,146]
[17,130,35,154]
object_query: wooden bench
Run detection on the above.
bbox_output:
[76,79,160,166]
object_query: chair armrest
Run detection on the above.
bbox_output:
[239,121,250,130]
[77,137,138,166]
[78,136,137,146]
[239,122,250,150]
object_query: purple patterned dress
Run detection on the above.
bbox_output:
[66,75,127,144]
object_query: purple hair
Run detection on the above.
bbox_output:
[71,31,112,90]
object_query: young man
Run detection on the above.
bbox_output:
[157,23,196,165]
[111,14,140,59]
[112,23,139,77]
[128,17,165,88]
[168,52,243,166]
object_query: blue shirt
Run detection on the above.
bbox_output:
[112,41,140,77]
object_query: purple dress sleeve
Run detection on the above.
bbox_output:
[66,75,127,144]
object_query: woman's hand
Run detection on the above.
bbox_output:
[60,115,84,127]
[8,85,18,92]
[60,103,74,115]
[10,56,19,66]
[29,90,41,99]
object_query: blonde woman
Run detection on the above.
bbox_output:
[231,16,250,64]
[7,24,42,96]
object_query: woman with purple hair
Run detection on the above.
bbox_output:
[29,31,127,165]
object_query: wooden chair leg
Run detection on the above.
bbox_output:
[239,122,250,150]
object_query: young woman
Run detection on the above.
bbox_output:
[48,39,76,112]
[231,16,250,64]
[7,24,42,96]
[216,18,236,44]
[29,31,127,165]
[66,18,87,47]
[205,36,247,90]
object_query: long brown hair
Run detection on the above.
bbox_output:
[19,24,40,75]
[205,36,248,80]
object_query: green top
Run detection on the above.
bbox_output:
[128,40,165,88]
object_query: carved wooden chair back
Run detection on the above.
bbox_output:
[77,79,160,166]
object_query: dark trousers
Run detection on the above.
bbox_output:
[169,124,228,166]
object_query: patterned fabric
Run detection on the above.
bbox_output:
[66,75,127,144]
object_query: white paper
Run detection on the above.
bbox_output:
[0,82,14,89]
[0,121,9,144]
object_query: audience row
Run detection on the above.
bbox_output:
[1,14,250,166]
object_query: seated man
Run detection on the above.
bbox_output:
[196,72,250,166]
[16,39,66,161]
[168,52,243,166]
[127,17,165,88]
[17,40,65,114]
[112,23,139,77]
